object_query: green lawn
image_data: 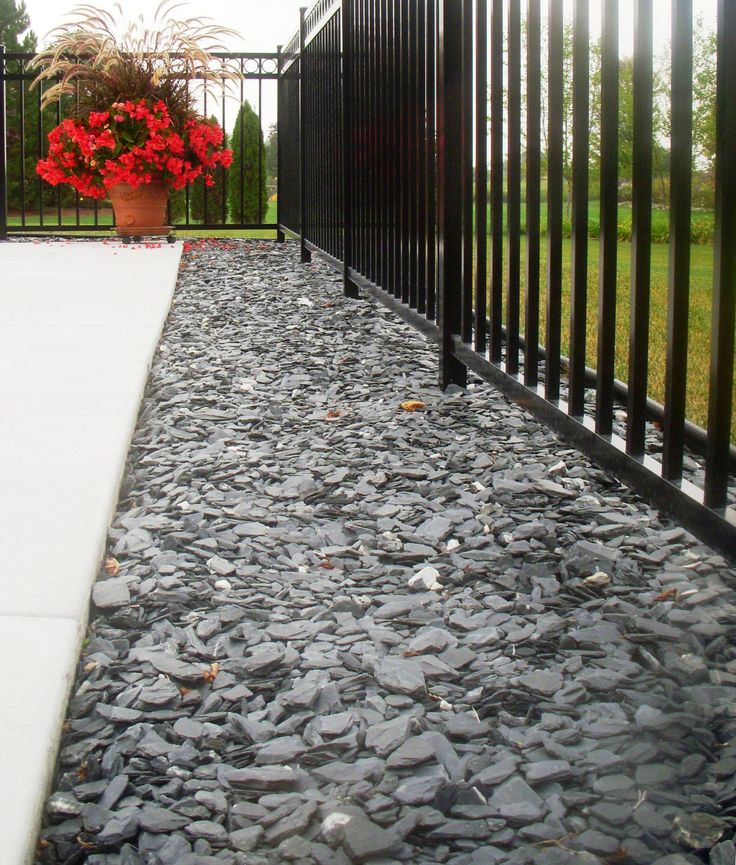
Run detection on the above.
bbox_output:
[489,201,715,245]
[497,235,725,436]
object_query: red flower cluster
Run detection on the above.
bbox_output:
[37,99,233,199]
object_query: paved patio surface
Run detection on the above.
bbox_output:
[0,238,182,865]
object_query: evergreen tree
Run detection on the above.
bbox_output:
[228,100,267,224]
[265,123,278,190]
[189,115,229,223]
[168,187,186,224]
[0,0,35,51]
[2,0,38,212]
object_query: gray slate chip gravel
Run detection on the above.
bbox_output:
[35,239,736,865]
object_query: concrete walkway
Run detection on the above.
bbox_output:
[0,239,182,865]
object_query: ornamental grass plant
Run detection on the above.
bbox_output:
[30,1,236,197]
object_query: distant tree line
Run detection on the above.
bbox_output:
[509,17,717,213]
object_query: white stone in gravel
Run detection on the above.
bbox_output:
[320,811,353,845]
[408,566,443,591]
[46,792,81,817]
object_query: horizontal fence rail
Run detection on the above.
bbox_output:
[0,50,281,237]
[279,0,736,559]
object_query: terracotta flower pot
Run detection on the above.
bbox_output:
[109,179,171,236]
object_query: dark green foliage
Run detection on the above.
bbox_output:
[189,115,228,223]
[3,0,38,211]
[168,187,186,223]
[265,123,278,186]
[692,21,716,168]
[0,0,35,51]
[228,100,268,224]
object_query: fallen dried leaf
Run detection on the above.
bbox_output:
[325,409,342,419]
[319,559,337,570]
[179,686,192,696]
[104,557,120,576]
[400,400,425,412]
[603,850,630,864]
[202,662,220,683]
[584,571,611,588]
[76,761,88,782]
[655,587,680,603]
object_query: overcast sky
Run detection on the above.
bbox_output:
[23,0,307,53]
[22,0,717,56]
[21,0,308,131]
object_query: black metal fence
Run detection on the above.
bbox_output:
[0,50,280,236]
[279,0,736,558]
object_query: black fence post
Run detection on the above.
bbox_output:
[0,44,7,241]
[705,0,736,508]
[437,0,467,390]
[626,0,653,456]
[662,0,693,481]
[342,0,359,297]
[568,0,589,417]
[276,45,285,243]
[299,7,311,263]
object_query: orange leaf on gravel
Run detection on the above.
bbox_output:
[655,587,680,603]
[202,662,220,683]
[400,400,425,412]
[104,557,120,576]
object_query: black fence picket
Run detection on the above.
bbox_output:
[278,0,736,558]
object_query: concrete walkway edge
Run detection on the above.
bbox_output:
[0,240,183,865]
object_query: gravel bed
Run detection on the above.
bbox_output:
[36,239,736,865]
